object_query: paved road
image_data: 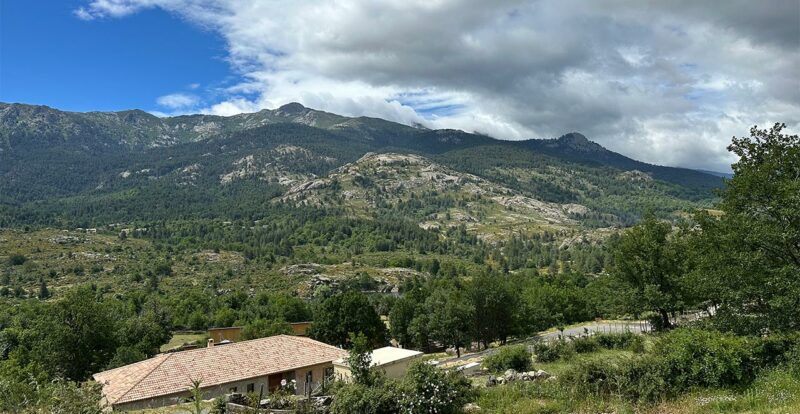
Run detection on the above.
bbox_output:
[439,320,651,366]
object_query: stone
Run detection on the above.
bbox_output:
[463,403,482,412]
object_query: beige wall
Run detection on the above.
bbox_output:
[208,327,243,343]
[334,355,422,382]
[111,362,333,412]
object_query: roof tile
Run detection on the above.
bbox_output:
[93,335,346,405]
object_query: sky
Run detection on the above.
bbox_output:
[2,1,799,172]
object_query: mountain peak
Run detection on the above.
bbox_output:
[555,132,603,152]
[558,132,589,145]
[276,102,307,115]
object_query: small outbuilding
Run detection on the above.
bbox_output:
[333,346,423,381]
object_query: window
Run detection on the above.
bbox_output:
[229,386,237,393]
[247,383,255,393]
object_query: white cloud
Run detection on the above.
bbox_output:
[156,93,199,109]
[78,0,800,172]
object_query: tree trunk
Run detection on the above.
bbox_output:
[456,346,461,358]
[659,308,673,329]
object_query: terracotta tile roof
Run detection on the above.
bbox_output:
[93,335,347,405]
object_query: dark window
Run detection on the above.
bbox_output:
[229,386,237,393]
[247,383,255,393]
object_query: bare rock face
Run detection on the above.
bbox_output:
[219,145,335,186]
[617,169,653,182]
[279,152,590,239]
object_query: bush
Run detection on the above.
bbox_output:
[399,362,473,414]
[484,345,532,372]
[7,255,26,266]
[752,332,800,368]
[559,329,776,403]
[656,328,754,389]
[786,348,800,378]
[594,332,643,351]
[617,355,669,402]
[330,379,401,414]
[533,340,575,362]
[560,358,623,397]
[571,337,600,354]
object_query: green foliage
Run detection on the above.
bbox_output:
[347,332,374,386]
[330,378,402,414]
[241,319,293,340]
[7,254,27,266]
[0,360,104,413]
[468,273,517,347]
[593,332,644,352]
[421,287,473,357]
[310,291,387,349]
[533,340,576,363]
[570,336,601,354]
[690,124,800,334]
[558,329,800,403]
[611,214,690,329]
[483,345,532,372]
[388,297,416,348]
[105,346,146,370]
[655,329,755,389]
[398,361,473,414]
[27,287,119,381]
[189,378,203,414]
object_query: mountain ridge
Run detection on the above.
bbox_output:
[0,101,721,230]
[0,101,717,183]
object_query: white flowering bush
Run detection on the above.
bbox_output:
[399,362,473,414]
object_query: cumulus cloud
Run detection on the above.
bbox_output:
[156,92,199,109]
[78,0,800,172]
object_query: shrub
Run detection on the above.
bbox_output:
[571,337,600,354]
[533,340,575,362]
[484,345,533,372]
[752,332,800,368]
[594,332,643,351]
[330,379,401,414]
[560,358,623,397]
[7,255,26,266]
[786,348,800,378]
[617,355,668,402]
[399,361,473,414]
[656,328,754,389]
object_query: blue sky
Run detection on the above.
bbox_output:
[0,1,228,112]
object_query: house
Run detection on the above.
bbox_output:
[93,335,347,411]
[208,326,243,343]
[333,346,423,381]
[289,321,312,336]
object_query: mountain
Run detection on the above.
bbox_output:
[0,102,722,231]
[695,169,734,179]
[0,102,423,150]
[521,132,723,190]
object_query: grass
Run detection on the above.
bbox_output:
[159,332,208,352]
[652,368,800,414]
[129,400,214,414]
[475,340,800,413]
